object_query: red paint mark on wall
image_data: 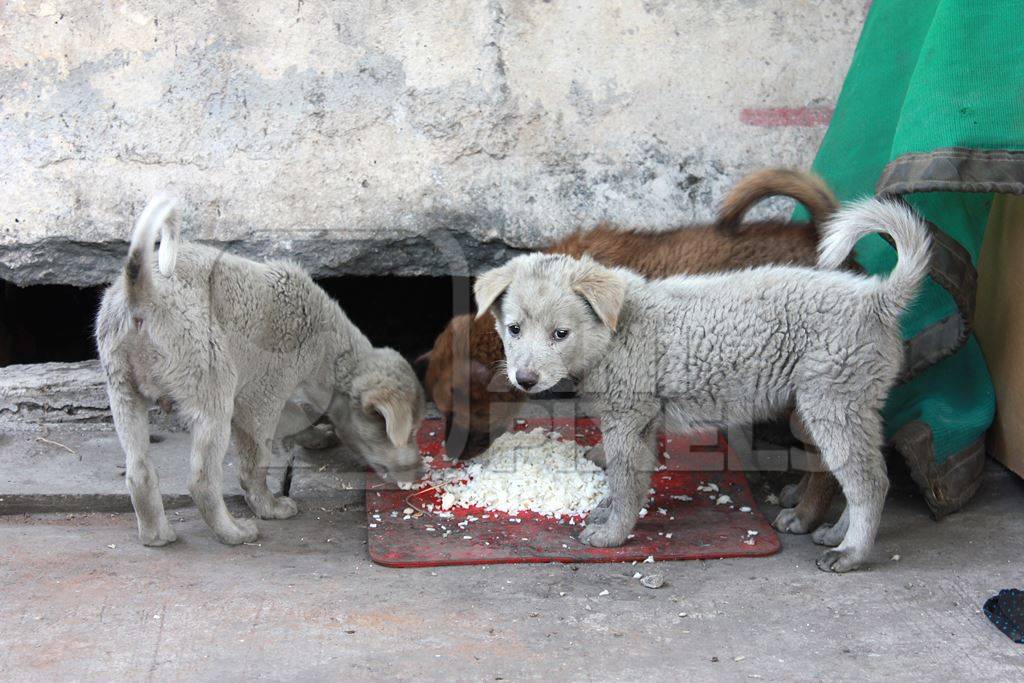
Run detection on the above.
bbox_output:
[739,106,834,127]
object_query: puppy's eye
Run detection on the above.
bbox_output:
[507,324,521,337]
[553,329,570,341]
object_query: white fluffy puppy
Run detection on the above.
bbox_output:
[474,198,930,572]
[97,196,425,546]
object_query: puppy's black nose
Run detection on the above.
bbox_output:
[516,369,539,390]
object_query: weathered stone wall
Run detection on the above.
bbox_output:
[0,0,867,286]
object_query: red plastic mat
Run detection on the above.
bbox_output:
[367,418,779,567]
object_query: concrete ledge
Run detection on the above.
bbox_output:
[0,360,112,427]
[0,359,187,432]
[0,427,288,515]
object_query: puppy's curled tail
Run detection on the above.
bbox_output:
[818,197,932,319]
[716,168,838,235]
[125,193,180,311]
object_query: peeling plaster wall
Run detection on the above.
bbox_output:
[0,1,866,285]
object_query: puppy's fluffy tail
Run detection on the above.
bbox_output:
[716,168,838,235]
[818,197,932,319]
[125,193,180,311]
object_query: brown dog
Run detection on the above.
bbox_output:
[425,169,838,449]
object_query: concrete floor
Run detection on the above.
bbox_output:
[1,461,1022,680]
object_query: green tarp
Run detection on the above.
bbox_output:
[797,0,1024,514]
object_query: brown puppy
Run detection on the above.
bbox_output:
[425,169,838,455]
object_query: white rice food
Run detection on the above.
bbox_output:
[432,428,608,518]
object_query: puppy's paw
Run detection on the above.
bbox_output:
[773,508,811,535]
[586,506,611,525]
[217,518,259,546]
[778,482,802,508]
[815,548,864,573]
[140,524,178,547]
[578,521,629,548]
[811,522,844,547]
[266,496,299,520]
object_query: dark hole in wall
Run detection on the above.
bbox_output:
[317,276,473,363]
[0,281,104,367]
[0,276,472,369]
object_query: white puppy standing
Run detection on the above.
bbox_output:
[474,198,930,572]
[97,196,425,546]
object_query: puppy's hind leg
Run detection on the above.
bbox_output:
[108,382,176,546]
[189,416,259,545]
[233,408,298,520]
[778,473,808,509]
[773,471,839,534]
[797,402,888,573]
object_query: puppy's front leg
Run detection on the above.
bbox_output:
[579,416,657,548]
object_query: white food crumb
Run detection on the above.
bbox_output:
[640,573,665,589]
[598,590,609,596]
[643,555,655,564]
[715,495,733,506]
[633,572,643,579]
[638,508,648,518]
[739,506,752,513]
[891,554,901,561]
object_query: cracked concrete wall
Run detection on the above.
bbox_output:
[0,0,867,286]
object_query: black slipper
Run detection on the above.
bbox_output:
[984,589,1024,643]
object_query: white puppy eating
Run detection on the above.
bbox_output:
[96,195,425,546]
[473,198,930,572]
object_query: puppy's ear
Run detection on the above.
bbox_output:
[473,263,514,319]
[362,388,414,447]
[571,261,627,332]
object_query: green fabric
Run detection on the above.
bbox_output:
[797,0,1024,461]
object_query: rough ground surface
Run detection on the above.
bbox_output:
[0,1,868,285]
[1,457,1022,680]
